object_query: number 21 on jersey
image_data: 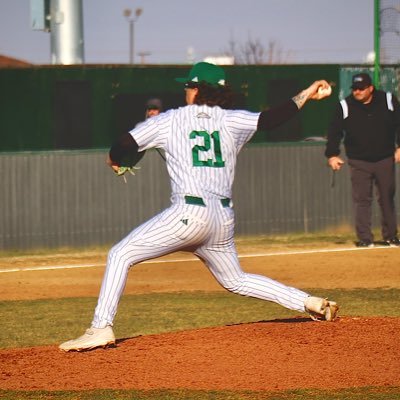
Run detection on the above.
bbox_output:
[190,130,225,168]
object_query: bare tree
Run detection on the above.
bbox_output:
[242,37,264,64]
[224,36,292,65]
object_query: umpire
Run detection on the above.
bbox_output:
[325,73,400,247]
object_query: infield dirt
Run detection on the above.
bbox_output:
[0,244,399,391]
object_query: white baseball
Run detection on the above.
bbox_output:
[318,85,332,96]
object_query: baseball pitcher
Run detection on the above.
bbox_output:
[60,62,338,352]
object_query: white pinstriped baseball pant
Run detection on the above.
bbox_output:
[92,197,309,328]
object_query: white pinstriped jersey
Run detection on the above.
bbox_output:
[130,105,260,200]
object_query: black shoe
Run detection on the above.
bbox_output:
[384,237,400,247]
[355,240,374,248]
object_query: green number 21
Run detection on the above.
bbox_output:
[189,130,225,168]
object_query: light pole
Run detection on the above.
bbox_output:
[374,0,380,88]
[123,8,143,64]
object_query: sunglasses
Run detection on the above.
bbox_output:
[184,82,199,89]
[352,87,369,92]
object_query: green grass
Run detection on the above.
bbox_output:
[0,229,360,259]
[1,387,400,399]
[1,289,399,349]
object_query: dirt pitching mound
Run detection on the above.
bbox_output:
[1,316,399,392]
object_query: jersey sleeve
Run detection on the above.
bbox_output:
[225,110,260,148]
[129,111,171,151]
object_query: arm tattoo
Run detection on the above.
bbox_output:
[292,90,309,110]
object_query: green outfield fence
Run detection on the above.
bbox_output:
[0,64,341,151]
[1,64,399,152]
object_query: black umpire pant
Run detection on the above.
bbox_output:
[348,156,398,243]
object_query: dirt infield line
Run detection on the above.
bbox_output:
[0,244,395,274]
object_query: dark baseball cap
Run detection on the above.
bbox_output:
[146,98,162,110]
[175,62,226,87]
[351,73,372,89]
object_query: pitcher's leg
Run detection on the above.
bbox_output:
[196,248,309,312]
[93,205,209,328]
[92,237,152,328]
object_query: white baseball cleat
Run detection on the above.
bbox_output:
[59,326,116,352]
[304,296,339,321]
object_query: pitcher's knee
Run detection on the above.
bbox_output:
[107,244,121,264]
[107,243,136,271]
[220,276,248,295]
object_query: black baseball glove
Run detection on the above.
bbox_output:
[109,133,145,177]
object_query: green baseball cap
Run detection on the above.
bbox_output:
[175,62,226,86]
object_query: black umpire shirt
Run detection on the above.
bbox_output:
[325,89,400,162]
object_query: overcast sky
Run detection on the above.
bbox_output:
[0,0,376,65]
